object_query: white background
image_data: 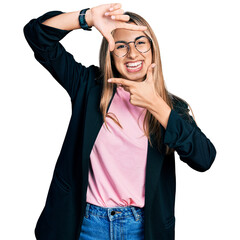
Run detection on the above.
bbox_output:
[1,0,239,239]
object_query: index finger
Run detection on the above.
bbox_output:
[118,22,148,31]
[108,78,135,87]
[108,3,122,11]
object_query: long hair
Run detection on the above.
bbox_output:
[99,11,196,154]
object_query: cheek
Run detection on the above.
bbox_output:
[113,58,124,72]
[143,55,152,70]
[147,52,153,63]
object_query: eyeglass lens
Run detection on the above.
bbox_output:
[114,36,151,57]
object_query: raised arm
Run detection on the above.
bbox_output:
[23,10,89,101]
[23,3,148,101]
[40,4,147,41]
[40,10,91,31]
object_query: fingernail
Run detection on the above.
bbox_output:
[152,63,156,68]
[111,15,115,20]
[105,12,109,16]
[108,79,112,82]
[109,7,114,11]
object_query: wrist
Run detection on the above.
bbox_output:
[85,9,93,27]
[147,94,172,129]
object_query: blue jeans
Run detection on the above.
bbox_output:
[78,202,145,240]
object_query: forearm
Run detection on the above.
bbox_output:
[41,9,93,31]
[163,109,216,172]
[147,94,172,129]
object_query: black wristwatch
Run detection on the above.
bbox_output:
[79,8,92,31]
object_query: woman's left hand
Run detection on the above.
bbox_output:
[108,63,160,109]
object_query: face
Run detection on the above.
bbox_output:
[111,23,152,82]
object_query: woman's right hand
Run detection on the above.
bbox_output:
[86,3,147,51]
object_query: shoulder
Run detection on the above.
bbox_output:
[168,92,195,124]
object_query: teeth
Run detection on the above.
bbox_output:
[126,61,142,67]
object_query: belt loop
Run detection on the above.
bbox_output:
[130,206,140,221]
[85,203,90,218]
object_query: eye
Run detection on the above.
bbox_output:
[116,44,127,49]
[136,41,146,45]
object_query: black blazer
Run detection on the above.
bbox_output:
[23,11,217,240]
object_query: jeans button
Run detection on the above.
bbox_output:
[111,211,116,216]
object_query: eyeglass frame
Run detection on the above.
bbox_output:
[112,35,153,58]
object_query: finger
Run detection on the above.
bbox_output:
[109,14,130,22]
[123,86,131,93]
[108,78,134,87]
[105,9,124,16]
[118,22,148,31]
[104,33,115,51]
[108,3,122,11]
[116,84,130,93]
[146,63,156,81]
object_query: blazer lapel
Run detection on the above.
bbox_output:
[81,84,117,182]
[145,131,165,207]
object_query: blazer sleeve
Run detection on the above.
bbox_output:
[163,102,217,172]
[23,11,91,101]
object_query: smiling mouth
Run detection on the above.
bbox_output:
[125,61,143,73]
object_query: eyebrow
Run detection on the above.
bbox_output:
[115,35,146,44]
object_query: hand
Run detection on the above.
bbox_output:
[108,63,159,109]
[88,3,147,51]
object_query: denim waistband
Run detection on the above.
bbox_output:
[84,202,144,222]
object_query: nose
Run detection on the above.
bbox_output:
[127,42,139,58]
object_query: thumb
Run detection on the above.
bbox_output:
[146,63,156,81]
[104,33,115,51]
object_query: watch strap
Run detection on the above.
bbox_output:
[79,8,92,31]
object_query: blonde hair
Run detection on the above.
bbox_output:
[99,11,196,154]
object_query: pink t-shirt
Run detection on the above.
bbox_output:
[86,86,148,208]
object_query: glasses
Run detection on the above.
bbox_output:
[113,36,152,57]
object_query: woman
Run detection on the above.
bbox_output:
[23,3,216,240]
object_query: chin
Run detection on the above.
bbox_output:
[120,69,146,81]
[128,76,144,82]
[124,72,146,82]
